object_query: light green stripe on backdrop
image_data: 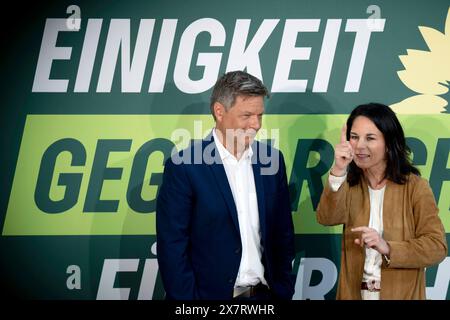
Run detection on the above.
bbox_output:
[3,114,449,235]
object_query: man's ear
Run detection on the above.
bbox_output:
[213,102,225,121]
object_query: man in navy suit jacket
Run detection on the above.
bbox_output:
[156,71,295,300]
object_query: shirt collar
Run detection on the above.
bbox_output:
[212,128,253,161]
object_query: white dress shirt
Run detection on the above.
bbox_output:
[329,174,385,284]
[213,129,267,287]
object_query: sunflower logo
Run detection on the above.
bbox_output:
[390,7,450,114]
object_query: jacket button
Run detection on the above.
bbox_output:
[228,278,233,283]
[235,248,241,254]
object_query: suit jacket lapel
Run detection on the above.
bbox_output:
[252,143,266,242]
[206,136,267,239]
[206,137,240,232]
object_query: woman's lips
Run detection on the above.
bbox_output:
[355,154,370,160]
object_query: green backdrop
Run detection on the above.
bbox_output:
[1,0,449,299]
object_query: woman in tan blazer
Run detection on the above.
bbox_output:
[317,103,447,300]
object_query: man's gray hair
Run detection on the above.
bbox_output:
[210,71,270,119]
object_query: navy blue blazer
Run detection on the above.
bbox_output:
[156,135,295,300]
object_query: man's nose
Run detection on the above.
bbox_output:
[249,115,261,131]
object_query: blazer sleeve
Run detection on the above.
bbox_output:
[156,157,199,299]
[387,178,448,268]
[316,176,350,226]
[270,151,296,300]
